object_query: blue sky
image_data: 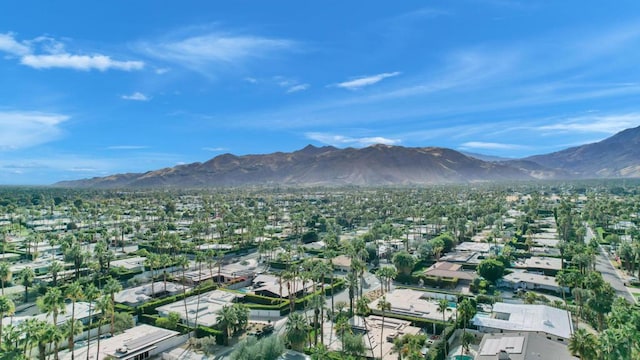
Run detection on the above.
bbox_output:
[2,1,640,184]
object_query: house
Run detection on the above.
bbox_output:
[472,302,574,342]
[476,332,578,360]
[348,315,421,360]
[423,261,478,283]
[368,288,456,321]
[251,273,314,299]
[65,324,185,360]
[110,256,146,272]
[156,289,240,327]
[3,301,97,328]
[331,255,352,272]
[501,271,568,294]
[114,281,189,307]
[513,257,562,275]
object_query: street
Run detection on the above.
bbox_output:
[585,225,635,303]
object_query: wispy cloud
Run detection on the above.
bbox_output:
[535,113,640,134]
[21,54,143,71]
[202,147,227,152]
[334,71,401,90]
[121,92,151,101]
[0,32,144,71]
[0,111,69,150]
[137,30,295,75]
[305,132,400,147]
[106,145,149,150]
[0,32,30,56]
[286,84,309,93]
[458,141,527,151]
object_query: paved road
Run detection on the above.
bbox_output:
[585,225,635,303]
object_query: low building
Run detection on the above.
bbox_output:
[3,301,96,328]
[331,255,352,272]
[423,261,478,283]
[110,256,146,272]
[513,256,562,274]
[65,324,185,360]
[501,272,568,294]
[114,281,189,307]
[156,289,240,327]
[476,332,578,360]
[472,302,574,342]
[368,288,456,321]
[349,315,422,360]
[252,273,314,299]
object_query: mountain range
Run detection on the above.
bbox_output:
[55,125,640,188]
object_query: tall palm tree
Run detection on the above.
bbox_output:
[377,296,391,360]
[437,298,449,334]
[0,262,11,296]
[65,281,83,360]
[94,295,112,360]
[61,320,83,360]
[49,261,64,287]
[19,267,35,303]
[37,288,66,360]
[176,255,190,333]
[0,295,15,349]
[309,293,326,346]
[84,284,99,360]
[103,277,122,336]
[568,328,598,360]
[285,312,308,352]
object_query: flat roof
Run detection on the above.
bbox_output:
[115,281,188,305]
[477,332,578,360]
[502,271,560,288]
[156,289,239,327]
[515,257,562,271]
[368,288,456,322]
[473,302,573,339]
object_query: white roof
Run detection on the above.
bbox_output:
[156,289,239,327]
[473,302,573,339]
[115,281,188,305]
[502,272,560,288]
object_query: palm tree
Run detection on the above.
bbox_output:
[437,298,449,334]
[310,343,330,360]
[19,267,35,303]
[346,271,358,316]
[232,303,250,334]
[103,277,122,336]
[61,320,83,360]
[65,281,83,360]
[176,255,190,333]
[84,284,99,360]
[49,261,64,287]
[334,316,350,353]
[309,293,326,346]
[0,295,15,349]
[47,326,64,360]
[285,312,308,352]
[377,296,391,360]
[568,328,598,360]
[94,295,112,360]
[37,287,66,360]
[216,305,237,346]
[0,262,11,296]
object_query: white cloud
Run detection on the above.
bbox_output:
[0,33,30,56]
[106,145,149,150]
[121,92,151,101]
[334,72,401,90]
[286,84,309,93]
[0,111,69,150]
[459,141,527,151]
[536,113,640,134]
[137,32,295,74]
[202,147,227,152]
[21,53,144,71]
[305,132,400,147]
[0,32,144,72]
[244,77,258,83]
[155,67,170,74]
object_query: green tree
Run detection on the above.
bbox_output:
[284,312,308,352]
[0,262,11,296]
[342,331,366,358]
[103,277,122,336]
[568,328,598,360]
[83,284,99,360]
[19,267,35,303]
[392,251,416,276]
[65,281,84,360]
[0,295,15,350]
[477,258,505,283]
[217,305,238,346]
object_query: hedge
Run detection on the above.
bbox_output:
[369,309,449,333]
[196,326,224,344]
